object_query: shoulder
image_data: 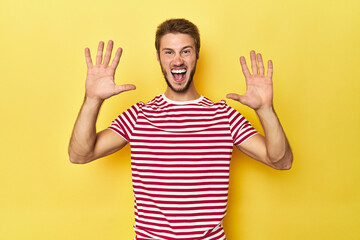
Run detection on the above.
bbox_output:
[199,97,235,114]
[199,96,225,107]
[141,94,166,108]
[127,94,163,111]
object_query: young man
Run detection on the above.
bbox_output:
[68,19,292,240]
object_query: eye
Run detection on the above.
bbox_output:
[164,51,173,55]
[183,50,190,54]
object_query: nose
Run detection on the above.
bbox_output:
[172,53,184,66]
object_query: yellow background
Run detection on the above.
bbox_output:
[1,0,359,239]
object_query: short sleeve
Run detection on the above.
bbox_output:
[226,105,258,146]
[108,102,143,142]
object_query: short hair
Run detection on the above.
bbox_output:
[155,18,200,58]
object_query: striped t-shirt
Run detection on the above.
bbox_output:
[109,94,258,240]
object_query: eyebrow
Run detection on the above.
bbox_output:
[161,46,194,51]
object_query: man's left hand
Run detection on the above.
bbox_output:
[227,50,273,111]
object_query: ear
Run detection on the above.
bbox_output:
[156,52,160,62]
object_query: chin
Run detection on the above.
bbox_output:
[163,65,196,93]
[165,75,193,93]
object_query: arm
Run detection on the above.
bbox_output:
[68,40,136,164]
[227,51,293,170]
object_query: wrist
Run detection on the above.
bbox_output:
[84,95,104,108]
[255,105,275,116]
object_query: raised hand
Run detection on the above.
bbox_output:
[85,40,136,100]
[227,50,273,111]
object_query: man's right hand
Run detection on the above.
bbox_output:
[85,40,136,101]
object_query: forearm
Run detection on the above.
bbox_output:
[68,97,103,163]
[256,106,293,169]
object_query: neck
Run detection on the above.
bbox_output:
[164,82,200,101]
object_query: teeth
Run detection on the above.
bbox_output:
[171,69,186,74]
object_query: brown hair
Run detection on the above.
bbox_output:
[155,18,200,58]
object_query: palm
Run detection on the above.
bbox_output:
[227,51,273,111]
[86,63,118,100]
[85,41,135,100]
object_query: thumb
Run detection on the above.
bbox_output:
[226,93,246,104]
[114,84,136,95]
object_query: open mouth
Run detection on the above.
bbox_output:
[171,69,187,82]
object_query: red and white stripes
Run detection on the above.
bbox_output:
[109,94,257,240]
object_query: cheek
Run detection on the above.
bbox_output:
[160,58,171,67]
[187,58,197,68]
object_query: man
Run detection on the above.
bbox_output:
[68,18,292,240]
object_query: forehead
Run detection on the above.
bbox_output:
[160,33,195,50]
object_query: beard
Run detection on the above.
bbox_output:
[160,63,197,93]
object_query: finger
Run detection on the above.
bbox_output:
[96,41,104,65]
[267,60,273,79]
[226,93,246,105]
[103,40,113,66]
[114,84,136,95]
[250,50,258,74]
[257,53,264,75]
[85,48,93,68]
[226,93,240,101]
[240,56,251,79]
[110,48,123,70]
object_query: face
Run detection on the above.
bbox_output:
[157,33,198,93]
